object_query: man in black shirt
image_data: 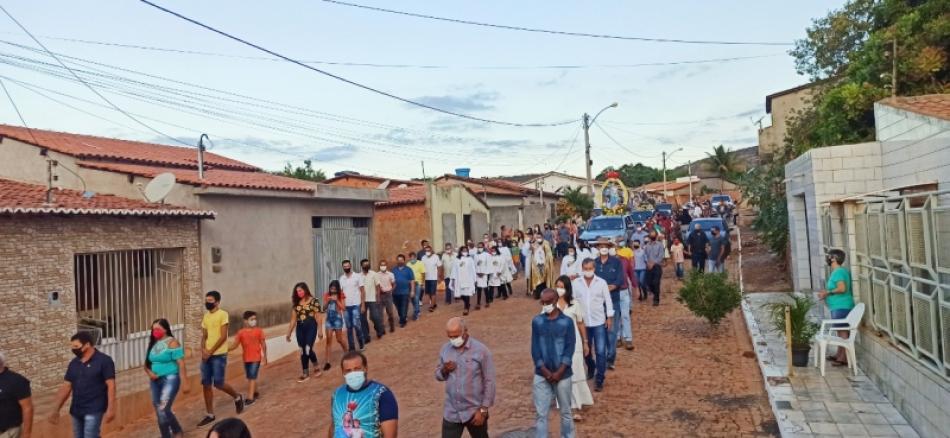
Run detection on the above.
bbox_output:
[685,223,710,273]
[0,351,32,438]
[49,332,116,438]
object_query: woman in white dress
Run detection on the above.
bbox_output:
[451,247,477,316]
[555,275,593,420]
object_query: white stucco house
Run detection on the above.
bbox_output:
[784,94,950,437]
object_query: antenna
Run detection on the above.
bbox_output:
[143,173,176,203]
[376,179,392,189]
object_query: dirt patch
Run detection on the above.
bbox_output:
[739,217,793,292]
[701,393,763,409]
[671,408,702,425]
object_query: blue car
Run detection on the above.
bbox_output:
[579,215,632,245]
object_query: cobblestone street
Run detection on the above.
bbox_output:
[110,264,776,437]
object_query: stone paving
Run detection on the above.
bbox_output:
[743,293,919,438]
[110,267,776,437]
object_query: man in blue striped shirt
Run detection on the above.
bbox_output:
[436,317,495,438]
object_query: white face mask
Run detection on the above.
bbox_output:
[599,248,610,256]
[556,287,566,297]
[426,252,432,257]
[541,304,555,314]
[247,319,257,327]
[449,336,465,348]
[583,270,595,279]
[379,266,387,272]
[608,248,617,256]
[477,248,484,254]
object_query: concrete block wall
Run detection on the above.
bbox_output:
[857,330,950,438]
[372,203,431,265]
[875,104,950,190]
[0,215,202,391]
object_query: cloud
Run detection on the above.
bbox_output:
[484,139,530,148]
[721,136,757,145]
[647,64,715,82]
[732,108,762,118]
[411,91,499,112]
[537,70,569,87]
[427,117,491,132]
[310,144,358,162]
[683,65,713,78]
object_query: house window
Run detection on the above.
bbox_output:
[311,217,322,228]
[352,218,369,228]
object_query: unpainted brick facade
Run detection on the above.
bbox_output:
[0,215,203,391]
[372,202,431,265]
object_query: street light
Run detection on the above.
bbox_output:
[662,147,683,201]
[583,102,619,196]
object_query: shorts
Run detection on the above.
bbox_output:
[200,354,227,386]
[425,280,438,296]
[325,310,344,330]
[830,308,852,328]
[244,361,261,380]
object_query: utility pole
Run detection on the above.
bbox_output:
[662,151,668,201]
[688,160,693,201]
[891,38,898,98]
[583,113,593,196]
[197,134,209,180]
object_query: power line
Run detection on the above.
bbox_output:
[552,125,583,173]
[0,33,784,70]
[593,122,664,159]
[137,0,578,128]
[0,4,191,147]
[0,78,39,144]
[321,0,793,46]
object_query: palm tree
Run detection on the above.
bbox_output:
[561,186,594,218]
[705,145,740,192]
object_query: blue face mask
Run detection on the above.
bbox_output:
[345,370,366,390]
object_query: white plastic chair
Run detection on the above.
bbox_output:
[813,303,865,376]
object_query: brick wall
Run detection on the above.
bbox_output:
[372,203,431,264]
[0,215,203,391]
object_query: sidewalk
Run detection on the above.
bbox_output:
[743,292,918,438]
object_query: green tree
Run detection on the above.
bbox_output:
[559,186,594,218]
[273,160,327,182]
[705,145,741,192]
[597,162,678,188]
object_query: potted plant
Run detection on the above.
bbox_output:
[765,294,820,367]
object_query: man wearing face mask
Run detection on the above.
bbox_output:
[329,352,398,438]
[422,246,443,312]
[436,318,495,438]
[452,247,477,315]
[572,259,613,392]
[441,244,457,305]
[50,332,116,437]
[194,291,244,427]
[377,260,397,334]
[474,243,490,310]
[339,260,366,352]
[531,289,576,436]
[359,259,385,343]
[593,238,624,369]
[643,231,666,306]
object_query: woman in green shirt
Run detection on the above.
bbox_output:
[145,318,190,438]
[817,249,854,366]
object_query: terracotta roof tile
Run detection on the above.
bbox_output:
[77,162,315,192]
[0,178,214,217]
[0,124,258,170]
[636,181,691,192]
[376,185,427,207]
[879,94,950,121]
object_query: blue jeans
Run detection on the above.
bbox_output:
[393,294,409,326]
[619,289,632,342]
[706,259,723,273]
[675,262,684,279]
[149,374,183,438]
[344,305,364,351]
[584,325,608,388]
[635,269,647,297]
[71,412,104,438]
[607,292,620,366]
[412,284,424,319]
[444,278,453,304]
[200,354,227,387]
[532,375,574,438]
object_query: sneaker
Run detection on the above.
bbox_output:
[197,415,216,427]
[653,301,659,307]
[608,364,616,370]
[244,398,256,407]
[297,374,310,383]
[625,341,634,350]
[594,385,603,392]
[235,394,245,414]
[616,339,622,348]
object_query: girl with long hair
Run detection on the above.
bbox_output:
[322,280,349,371]
[285,282,324,382]
[145,318,190,438]
[554,275,593,421]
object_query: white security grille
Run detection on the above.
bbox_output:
[74,248,184,371]
[853,190,950,379]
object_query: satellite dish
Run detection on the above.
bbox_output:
[143,173,176,203]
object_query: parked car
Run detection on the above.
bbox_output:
[710,194,734,209]
[628,210,653,227]
[579,214,632,245]
[682,217,729,243]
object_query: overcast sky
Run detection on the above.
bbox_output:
[0,1,842,179]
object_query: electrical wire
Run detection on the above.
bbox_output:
[0,33,784,70]
[137,0,579,128]
[551,124,582,173]
[593,122,664,159]
[0,5,191,147]
[320,0,793,46]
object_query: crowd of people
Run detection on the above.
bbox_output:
[1,204,742,438]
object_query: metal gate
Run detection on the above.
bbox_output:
[313,217,370,303]
[853,190,950,379]
[74,248,185,371]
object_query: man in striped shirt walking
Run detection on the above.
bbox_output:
[436,317,496,438]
